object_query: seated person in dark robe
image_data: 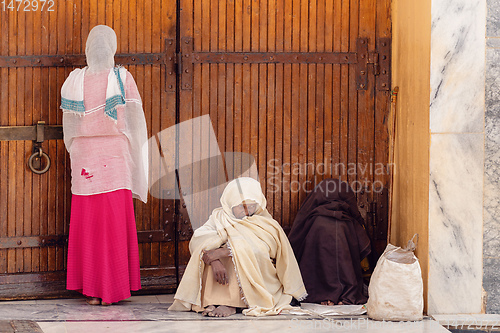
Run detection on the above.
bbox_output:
[288,178,372,305]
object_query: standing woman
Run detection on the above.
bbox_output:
[60,25,148,305]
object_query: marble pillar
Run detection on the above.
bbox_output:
[428,0,485,314]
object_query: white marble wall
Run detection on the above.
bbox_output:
[428,0,486,314]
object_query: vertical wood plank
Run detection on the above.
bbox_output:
[8,8,18,274]
[323,0,334,183]
[207,0,219,212]
[129,0,137,54]
[136,1,147,241]
[258,0,267,194]
[297,0,308,209]
[330,0,341,178]
[233,0,243,179]
[82,0,90,49]
[347,0,359,189]
[0,9,8,274]
[289,0,300,228]
[217,0,227,191]
[23,8,34,273]
[16,9,27,274]
[159,0,177,267]
[210,0,218,52]
[199,0,211,223]
[150,0,161,265]
[97,0,105,24]
[266,0,276,218]
[315,0,325,186]
[47,6,58,272]
[145,0,153,54]
[225,0,235,175]
[90,0,98,28]
[357,0,376,226]
[250,0,259,183]
[281,0,293,230]
[190,0,203,230]
[119,0,128,53]
[339,0,349,183]
[63,0,75,269]
[145,0,154,265]
[105,0,113,26]
[31,7,42,273]
[374,0,392,242]
[39,4,50,273]
[112,0,120,51]
[74,0,82,53]
[180,0,194,258]
[307,0,317,194]
[55,0,67,271]
[271,0,283,225]
[241,0,251,179]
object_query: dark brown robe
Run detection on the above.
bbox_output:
[288,178,371,305]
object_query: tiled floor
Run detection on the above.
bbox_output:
[0,295,451,333]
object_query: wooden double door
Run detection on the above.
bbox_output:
[0,0,391,299]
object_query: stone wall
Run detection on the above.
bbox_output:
[484,0,500,314]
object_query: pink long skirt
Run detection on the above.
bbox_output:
[66,189,141,304]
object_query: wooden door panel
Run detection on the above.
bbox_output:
[179,0,391,255]
[0,0,178,299]
[0,0,391,299]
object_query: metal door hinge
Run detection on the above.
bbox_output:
[356,38,391,91]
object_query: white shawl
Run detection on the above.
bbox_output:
[61,66,128,121]
[60,25,148,203]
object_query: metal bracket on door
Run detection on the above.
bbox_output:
[165,37,391,91]
[165,39,177,93]
[180,37,194,90]
[354,38,391,90]
[165,37,195,92]
[0,54,166,68]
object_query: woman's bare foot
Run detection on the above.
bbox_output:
[101,301,112,306]
[208,305,236,317]
[86,297,101,305]
[202,305,216,316]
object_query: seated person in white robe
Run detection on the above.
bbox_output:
[168,177,307,317]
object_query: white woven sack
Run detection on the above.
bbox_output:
[366,243,423,321]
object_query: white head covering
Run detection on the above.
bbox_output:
[85,25,117,73]
[220,177,266,219]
